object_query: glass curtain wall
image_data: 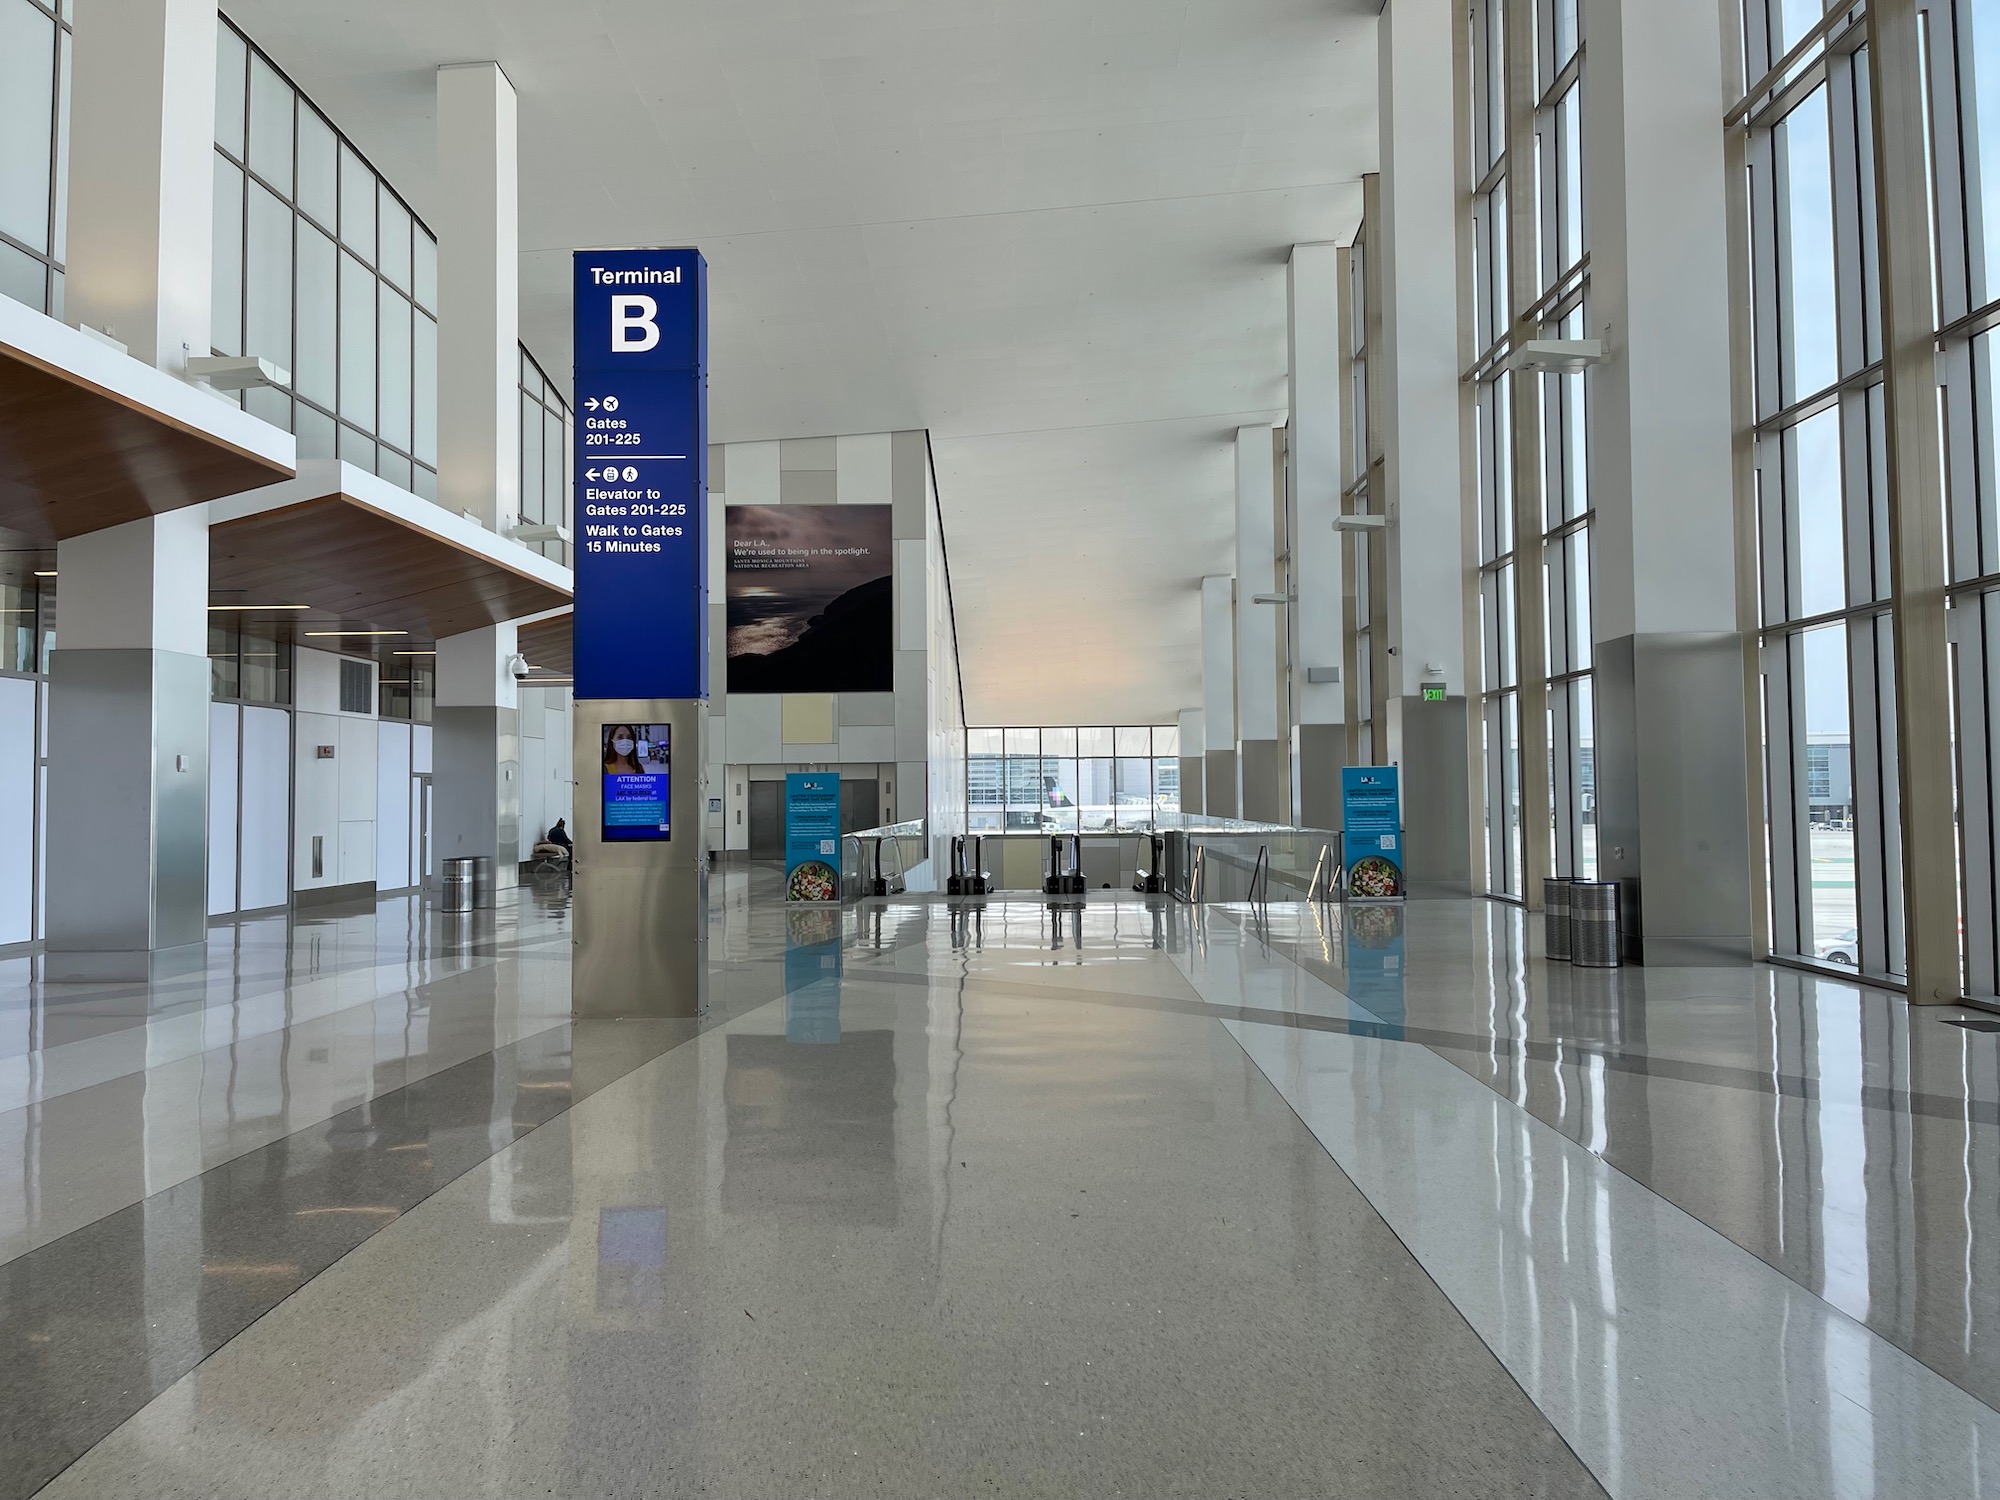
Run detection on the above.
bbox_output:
[211,19,440,497]
[1471,0,1523,898]
[966,726,1183,832]
[206,617,293,705]
[1929,0,2000,994]
[1,572,54,675]
[377,654,435,722]
[1346,233,1377,767]
[0,0,70,317]
[1467,0,1598,899]
[1736,2,1898,976]
[520,347,573,567]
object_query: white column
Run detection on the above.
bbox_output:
[63,0,216,370]
[46,0,218,976]
[432,63,525,890]
[44,510,211,977]
[1584,0,1751,962]
[1376,0,1474,891]
[1289,243,1346,831]
[434,623,524,883]
[1201,574,1237,818]
[435,62,519,531]
[1177,707,1205,816]
[1235,425,1283,821]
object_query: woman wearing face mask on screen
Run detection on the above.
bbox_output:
[604,725,645,775]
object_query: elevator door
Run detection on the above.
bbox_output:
[840,780,879,833]
[747,781,784,859]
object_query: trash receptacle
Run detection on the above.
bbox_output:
[470,855,497,909]
[1571,881,1621,968]
[442,857,476,913]
[1543,877,1573,962]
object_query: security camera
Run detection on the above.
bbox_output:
[507,653,532,679]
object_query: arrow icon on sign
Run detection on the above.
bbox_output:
[586,468,601,481]
[584,398,599,411]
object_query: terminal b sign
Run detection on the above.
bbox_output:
[572,248,709,702]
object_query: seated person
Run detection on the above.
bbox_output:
[532,818,572,867]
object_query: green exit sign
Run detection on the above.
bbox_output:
[1422,684,1448,702]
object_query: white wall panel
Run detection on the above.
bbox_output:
[837,725,896,762]
[337,715,377,819]
[727,694,781,762]
[207,702,239,917]
[293,709,338,890]
[522,734,546,850]
[545,704,571,828]
[240,706,290,908]
[726,440,780,504]
[338,820,374,885]
[836,433,893,504]
[376,721,412,890]
[0,677,36,945]
[897,539,925,651]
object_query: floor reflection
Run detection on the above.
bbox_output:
[1224,896,2000,1422]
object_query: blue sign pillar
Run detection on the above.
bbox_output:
[570,248,711,1021]
[572,248,708,699]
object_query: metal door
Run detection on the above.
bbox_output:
[840,779,880,833]
[414,774,433,885]
[748,780,784,859]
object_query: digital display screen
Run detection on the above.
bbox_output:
[601,723,671,842]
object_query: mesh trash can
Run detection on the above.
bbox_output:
[1543,877,1573,962]
[442,857,476,913]
[1571,881,1621,968]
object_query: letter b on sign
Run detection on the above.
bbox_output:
[611,295,660,352]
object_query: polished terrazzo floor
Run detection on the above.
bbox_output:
[3,871,1998,1497]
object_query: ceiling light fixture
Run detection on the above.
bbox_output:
[32,570,55,578]
[393,649,437,656]
[207,603,310,611]
[304,630,407,637]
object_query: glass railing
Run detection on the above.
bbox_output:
[1178,828,1340,903]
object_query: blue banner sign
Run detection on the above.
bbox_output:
[572,248,708,701]
[784,773,841,903]
[600,721,671,842]
[1341,766,1404,900]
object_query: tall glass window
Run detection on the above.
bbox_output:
[1463,0,1598,899]
[966,727,1181,832]
[520,347,574,567]
[211,19,440,499]
[0,0,71,317]
[1931,0,2000,995]
[1739,4,1896,976]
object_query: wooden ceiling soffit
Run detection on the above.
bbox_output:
[210,491,572,640]
[517,611,574,676]
[0,340,294,542]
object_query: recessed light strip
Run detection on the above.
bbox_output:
[303,630,407,637]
